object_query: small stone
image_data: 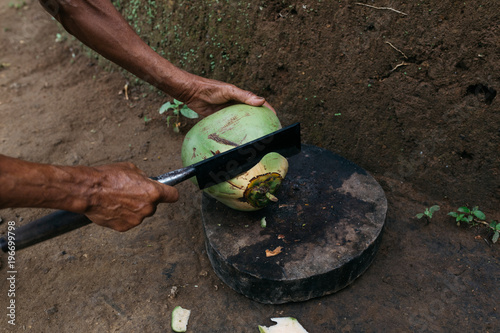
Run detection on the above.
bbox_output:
[168,286,178,299]
[45,306,58,315]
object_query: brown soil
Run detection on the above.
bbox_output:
[0,1,498,332]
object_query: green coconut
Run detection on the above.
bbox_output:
[181,105,288,211]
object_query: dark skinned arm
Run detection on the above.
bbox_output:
[39,0,274,115]
[0,1,274,232]
[0,155,178,231]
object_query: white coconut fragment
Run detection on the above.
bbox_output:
[171,306,191,332]
[258,317,309,333]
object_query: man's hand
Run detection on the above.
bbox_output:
[84,163,178,231]
[40,0,274,117]
[179,75,275,117]
[0,155,178,232]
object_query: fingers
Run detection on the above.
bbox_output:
[85,163,180,232]
[183,75,277,115]
[234,89,266,107]
[239,93,276,114]
[151,179,179,203]
[236,91,276,114]
[263,100,276,113]
[212,87,276,115]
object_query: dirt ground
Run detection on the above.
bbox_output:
[0,1,498,332]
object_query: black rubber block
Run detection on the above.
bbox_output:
[202,144,387,304]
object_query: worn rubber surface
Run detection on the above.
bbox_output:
[202,144,388,304]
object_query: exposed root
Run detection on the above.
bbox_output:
[124,82,129,100]
[385,41,408,59]
[355,3,408,16]
[391,61,410,72]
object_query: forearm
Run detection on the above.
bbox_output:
[0,154,94,212]
[0,154,179,231]
[39,0,194,100]
[39,0,271,116]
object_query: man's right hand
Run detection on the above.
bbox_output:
[0,155,178,232]
[83,162,179,231]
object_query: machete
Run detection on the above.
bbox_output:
[0,123,301,252]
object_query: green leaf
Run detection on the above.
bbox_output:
[416,213,424,219]
[496,223,500,231]
[180,105,199,119]
[159,102,173,114]
[166,115,173,126]
[467,215,474,222]
[457,207,470,213]
[457,214,465,222]
[492,231,499,244]
[448,212,458,218]
[173,99,183,106]
[472,210,486,220]
[429,205,440,214]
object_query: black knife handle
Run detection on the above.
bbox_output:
[0,166,197,253]
[0,211,92,252]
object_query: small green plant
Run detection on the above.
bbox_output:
[8,1,26,9]
[448,206,485,225]
[448,206,499,243]
[490,221,500,243]
[158,99,198,133]
[415,205,440,222]
[55,33,67,43]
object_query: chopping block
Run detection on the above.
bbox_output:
[201,144,387,304]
